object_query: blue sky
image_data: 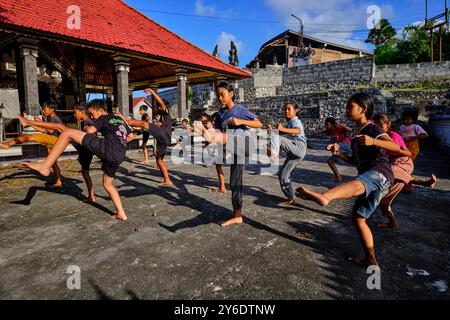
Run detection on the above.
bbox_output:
[125,0,446,68]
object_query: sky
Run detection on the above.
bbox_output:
[122,0,446,98]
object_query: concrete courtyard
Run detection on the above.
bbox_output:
[0,142,449,300]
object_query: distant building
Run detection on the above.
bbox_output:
[132,98,152,120]
[247,30,373,69]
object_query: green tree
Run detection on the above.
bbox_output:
[365,18,397,46]
[395,24,431,63]
[374,43,398,65]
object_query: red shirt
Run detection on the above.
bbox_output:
[325,125,351,143]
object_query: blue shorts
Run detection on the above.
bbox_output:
[353,170,391,219]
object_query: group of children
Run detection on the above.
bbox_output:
[3,82,438,268]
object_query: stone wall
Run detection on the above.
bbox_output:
[376,61,450,87]
[242,56,375,100]
[388,89,449,117]
[242,88,385,134]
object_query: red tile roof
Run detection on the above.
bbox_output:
[132,97,151,107]
[0,0,251,78]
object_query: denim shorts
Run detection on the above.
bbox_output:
[353,170,391,219]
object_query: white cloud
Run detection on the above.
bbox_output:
[194,0,236,19]
[216,32,244,60]
[194,0,216,16]
[265,0,396,51]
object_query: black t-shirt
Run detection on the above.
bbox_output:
[159,109,172,136]
[93,114,132,153]
[351,122,394,183]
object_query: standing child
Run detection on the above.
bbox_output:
[296,93,401,267]
[400,110,428,161]
[322,117,352,182]
[199,113,227,193]
[122,88,173,186]
[138,105,151,165]
[23,100,134,221]
[400,110,432,192]
[267,101,307,205]
[194,82,262,226]
[373,114,414,230]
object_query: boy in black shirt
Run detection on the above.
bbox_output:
[23,100,133,221]
[121,88,172,186]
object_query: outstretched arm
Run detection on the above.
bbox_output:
[114,112,147,130]
[399,146,412,157]
[337,122,352,133]
[144,88,168,113]
[19,114,66,133]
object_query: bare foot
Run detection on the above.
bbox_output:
[377,223,400,230]
[348,257,378,267]
[22,162,51,177]
[210,188,227,194]
[50,178,63,189]
[159,181,173,187]
[140,160,149,165]
[111,213,128,221]
[295,186,330,206]
[0,142,10,149]
[17,114,29,128]
[428,174,437,188]
[80,195,96,203]
[279,199,295,205]
[219,216,243,227]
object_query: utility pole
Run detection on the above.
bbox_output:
[291,14,304,50]
[425,0,449,63]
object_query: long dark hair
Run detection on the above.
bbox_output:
[216,81,235,101]
[347,93,374,118]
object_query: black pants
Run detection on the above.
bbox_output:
[230,162,244,210]
[228,135,254,211]
[148,124,171,156]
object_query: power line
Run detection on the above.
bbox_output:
[135,8,423,28]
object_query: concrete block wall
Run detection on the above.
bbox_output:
[376,61,450,86]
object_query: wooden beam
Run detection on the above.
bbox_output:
[130,71,217,88]
[39,47,77,83]
[0,34,15,50]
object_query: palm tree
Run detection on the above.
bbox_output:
[365,19,397,46]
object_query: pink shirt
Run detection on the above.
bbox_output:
[400,124,427,139]
[387,130,406,156]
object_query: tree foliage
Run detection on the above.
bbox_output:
[367,19,450,65]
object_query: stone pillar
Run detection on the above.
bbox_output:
[106,89,114,114]
[176,70,188,121]
[128,86,134,118]
[113,55,130,116]
[75,47,86,103]
[16,38,40,115]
